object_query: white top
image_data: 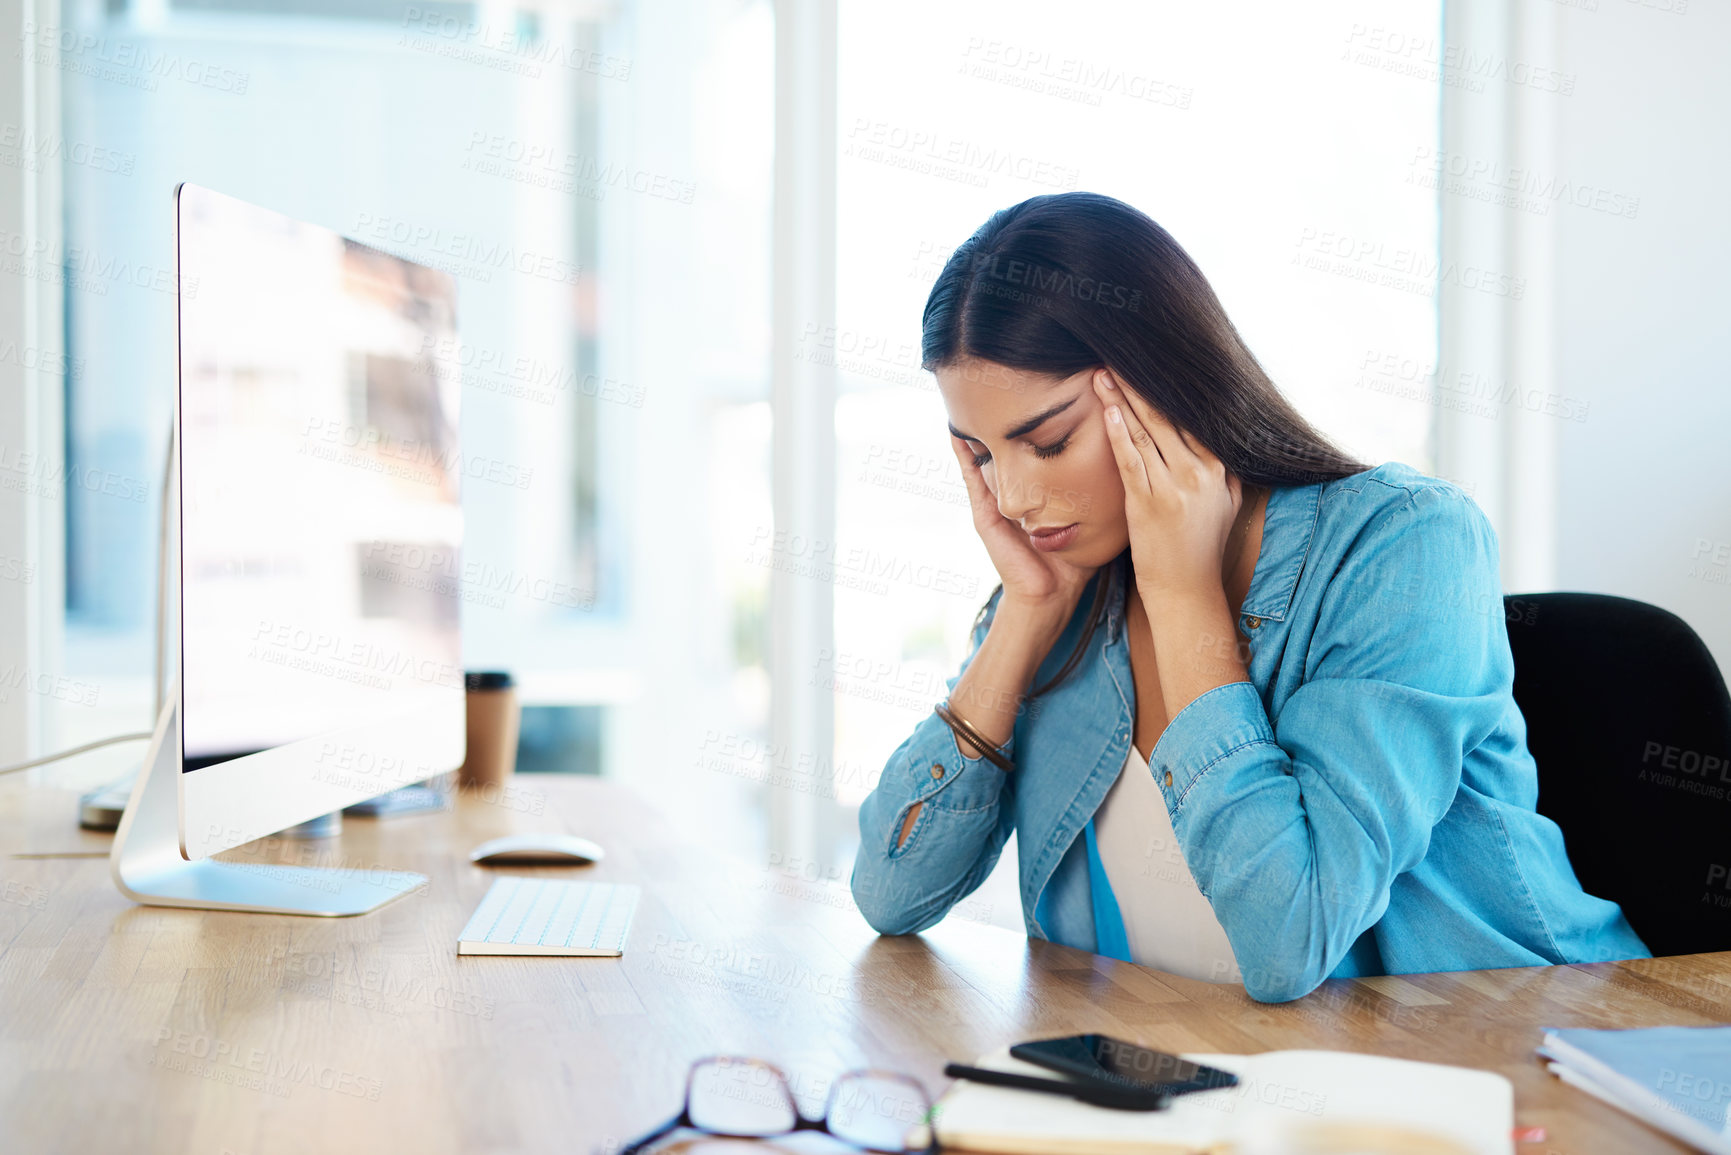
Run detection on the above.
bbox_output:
[1091,742,1243,984]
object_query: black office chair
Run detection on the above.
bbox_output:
[1504,593,1731,958]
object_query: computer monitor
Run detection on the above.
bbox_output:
[110,183,465,915]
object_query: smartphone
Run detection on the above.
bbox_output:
[1009,1034,1239,1098]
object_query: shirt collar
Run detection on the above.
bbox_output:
[1101,475,1321,641]
[1237,478,1321,624]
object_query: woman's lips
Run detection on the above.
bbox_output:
[1027,523,1080,552]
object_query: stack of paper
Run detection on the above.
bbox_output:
[1538,1025,1731,1154]
[932,1045,1513,1154]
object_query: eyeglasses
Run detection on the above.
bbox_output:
[619,1056,939,1154]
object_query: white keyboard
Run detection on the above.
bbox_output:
[457,876,639,956]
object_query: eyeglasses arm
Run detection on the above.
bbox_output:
[616,1108,687,1155]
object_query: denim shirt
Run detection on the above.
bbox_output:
[850,461,1651,1002]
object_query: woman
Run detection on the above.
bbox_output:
[849,192,1649,1003]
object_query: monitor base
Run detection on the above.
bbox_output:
[109,686,429,916]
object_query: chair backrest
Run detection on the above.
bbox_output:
[1504,593,1731,958]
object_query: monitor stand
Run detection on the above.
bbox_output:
[109,690,429,916]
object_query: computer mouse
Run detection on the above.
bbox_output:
[467,833,605,866]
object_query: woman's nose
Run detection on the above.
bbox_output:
[993,462,1044,523]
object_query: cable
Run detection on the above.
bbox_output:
[11,419,175,783]
[0,732,155,776]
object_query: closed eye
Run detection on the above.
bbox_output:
[1032,433,1071,460]
[969,431,1072,467]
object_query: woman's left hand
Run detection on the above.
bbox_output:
[1093,367,1241,601]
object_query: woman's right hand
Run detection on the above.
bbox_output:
[951,434,1097,630]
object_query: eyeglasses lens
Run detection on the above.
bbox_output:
[686,1057,799,1137]
[827,1072,934,1152]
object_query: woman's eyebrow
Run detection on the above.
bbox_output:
[948,396,1081,443]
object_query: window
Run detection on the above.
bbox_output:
[47,0,779,860]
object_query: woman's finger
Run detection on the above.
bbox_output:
[1099,399,1150,496]
[1104,368,1189,475]
[1094,369,1166,483]
[949,434,983,499]
[950,435,1000,524]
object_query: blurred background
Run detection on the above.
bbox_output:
[0,0,1724,932]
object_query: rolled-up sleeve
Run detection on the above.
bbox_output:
[851,588,1018,936]
[1150,486,1510,1002]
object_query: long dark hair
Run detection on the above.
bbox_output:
[922,192,1372,696]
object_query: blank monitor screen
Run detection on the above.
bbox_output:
[177,184,462,771]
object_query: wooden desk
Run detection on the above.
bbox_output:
[1,776,1725,1155]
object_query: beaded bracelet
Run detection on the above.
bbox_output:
[933,700,1015,773]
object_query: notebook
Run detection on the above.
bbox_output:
[931,1045,1513,1155]
[457,876,639,956]
[1537,1025,1731,1155]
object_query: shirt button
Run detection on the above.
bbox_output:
[1246,617,1261,629]
[930,763,944,780]
[1163,770,1174,788]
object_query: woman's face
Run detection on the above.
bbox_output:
[935,357,1130,568]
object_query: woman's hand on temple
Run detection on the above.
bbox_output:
[1092,367,1241,602]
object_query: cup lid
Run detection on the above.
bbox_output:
[464,671,515,691]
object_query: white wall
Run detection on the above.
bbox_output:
[1549,1,1731,678]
